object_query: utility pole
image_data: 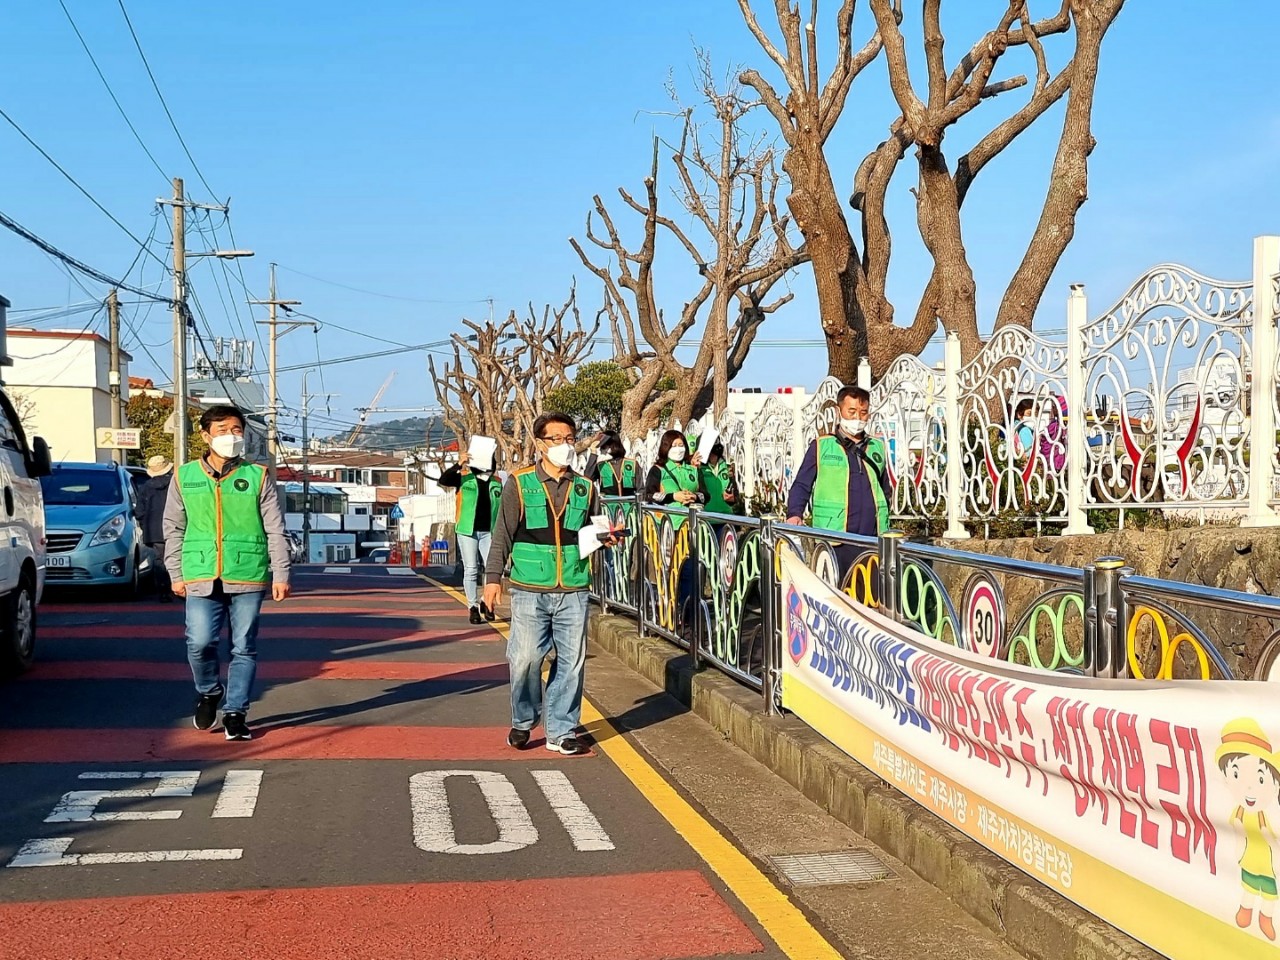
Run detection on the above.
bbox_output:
[156,180,252,467]
[107,289,123,465]
[249,263,303,485]
[301,374,312,563]
[170,178,187,465]
[298,370,335,564]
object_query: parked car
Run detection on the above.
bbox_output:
[358,547,390,564]
[40,462,150,598]
[0,388,51,675]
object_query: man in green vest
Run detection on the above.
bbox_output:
[163,404,291,741]
[786,385,892,571]
[483,413,620,756]
[438,449,503,624]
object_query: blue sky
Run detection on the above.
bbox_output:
[2,2,1278,440]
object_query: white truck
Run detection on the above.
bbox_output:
[0,295,52,675]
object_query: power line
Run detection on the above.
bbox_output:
[116,0,218,200]
[58,0,169,182]
[0,107,167,266]
[246,338,462,378]
[275,263,490,304]
[0,207,172,303]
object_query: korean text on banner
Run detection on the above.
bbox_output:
[776,545,1280,960]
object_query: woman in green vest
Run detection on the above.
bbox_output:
[587,432,639,497]
[700,442,743,516]
[643,430,708,638]
[438,451,503,624]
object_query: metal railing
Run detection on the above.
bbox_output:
[590,501,1280,711]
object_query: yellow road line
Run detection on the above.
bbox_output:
[415,571,842,960]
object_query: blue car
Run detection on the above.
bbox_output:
[41,462,151,597]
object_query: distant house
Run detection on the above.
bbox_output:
[277,450,409,552]
[6,327,131,463]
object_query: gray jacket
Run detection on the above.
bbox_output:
[162,457,291,596]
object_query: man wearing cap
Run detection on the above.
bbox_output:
[137,454,175,602]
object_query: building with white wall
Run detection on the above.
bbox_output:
[5,328,130,464]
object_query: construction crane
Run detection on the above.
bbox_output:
[347,371,396,446]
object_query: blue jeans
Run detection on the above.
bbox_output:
[506,589,588,743]
[458,531,492,606]
[185,584,265,715]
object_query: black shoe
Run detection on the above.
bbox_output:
[546,735,589,756]
[481,601,496,622]
[507,727,531,749]
[469,606,482,625]
[223,712,252,741]
[193,687,223,730]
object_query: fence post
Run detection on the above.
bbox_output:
[1087,556,1129,678]
[942,331,970,540]
[878,530,903,621]
[634,489,647,639]
[1246,235,1280,527]
[857,357,872,391]
[1064,283,1095,535]
[687,505,702,670]
[760,516,780,716]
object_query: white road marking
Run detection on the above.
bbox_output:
[531,769,615,851]
[410,770,538,854]
[6,838,241,868]
[323,566,351,574]
[211,770,263,818]
[46,772,200,822]
[386,567,416,576]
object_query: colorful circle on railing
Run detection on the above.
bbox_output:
[1256,630,1280,682]
[962,572,1004,658]
[808,542,839,588]
[720,526,738,589]
[660,516,674,564]
[785,585,808,664]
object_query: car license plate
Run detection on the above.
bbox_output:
[47,555,72,568]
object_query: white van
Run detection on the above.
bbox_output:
[0,386,51,675]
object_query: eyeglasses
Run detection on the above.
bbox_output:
[540,434,576,444]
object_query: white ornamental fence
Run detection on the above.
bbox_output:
[631,235,1280,536]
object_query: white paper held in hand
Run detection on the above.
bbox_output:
[695,426,719,462]
[577,514,615,559]
[468,435,498,472]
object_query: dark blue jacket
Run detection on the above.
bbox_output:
[137,472,172,545]
[786,435,891,537]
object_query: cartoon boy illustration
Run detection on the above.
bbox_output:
[1217,718,1280,941]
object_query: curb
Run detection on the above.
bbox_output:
[589,610,1164,960]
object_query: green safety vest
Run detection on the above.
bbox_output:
[658,462,699,530]
[701,460,737,515]
[455,470,502,537]
[176,460,270,586]
[510,468,593,590]
[598,458,638,495]
[811,435,890,534]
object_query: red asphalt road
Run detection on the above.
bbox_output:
[0,872,760,960]
[3,567,772,960]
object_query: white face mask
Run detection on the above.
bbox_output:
[210,434,245,459]
[545,443,575,468]
[668,445,687,462]
[840,418,867,437]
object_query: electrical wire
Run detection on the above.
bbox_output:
[116,0,218,200]
[274,263,490,305]
[58,0,169,183]
[0,109,167,267]
[0,208,171,302]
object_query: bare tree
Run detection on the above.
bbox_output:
[572,57,808,436]
[738,0,1126,377]
[428,286,598,467]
